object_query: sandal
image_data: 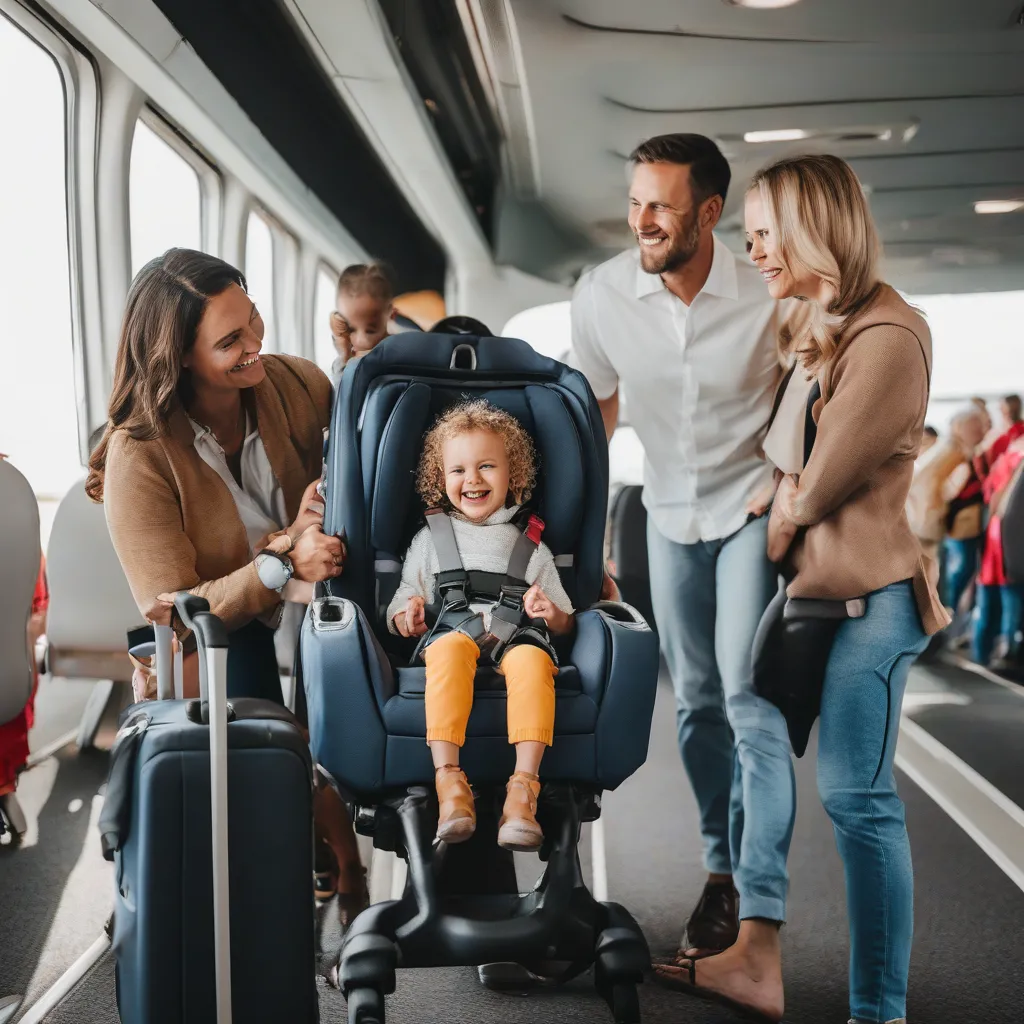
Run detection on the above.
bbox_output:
[313,837,337,902]
[653,958,783,1023]
[336,863,369,930]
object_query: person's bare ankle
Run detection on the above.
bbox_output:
[707,872,733,886]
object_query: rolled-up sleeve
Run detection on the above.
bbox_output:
[568,274,618,400]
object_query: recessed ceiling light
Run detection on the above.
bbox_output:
[724,0,803,9]
[974,200,1024,214]
[743,129,809,143]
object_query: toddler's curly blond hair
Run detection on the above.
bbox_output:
[416,399,537,509]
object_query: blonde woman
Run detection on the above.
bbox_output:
[657,154,948,1024]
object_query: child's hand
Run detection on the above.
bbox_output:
[395,595,427,638]
[524,585,572,635]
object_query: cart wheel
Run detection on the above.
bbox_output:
[610,982,640,1024]
[346,985,385,1024]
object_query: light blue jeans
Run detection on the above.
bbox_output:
[647,515,795,923]
[818,581,929,1024]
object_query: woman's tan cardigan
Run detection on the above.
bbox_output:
[101,354,332,636]
[784,285,950,636]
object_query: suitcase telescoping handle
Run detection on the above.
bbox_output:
[152,624,183,700]
[172,592,233,1024]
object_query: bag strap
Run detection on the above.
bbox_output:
[803,380,821,468]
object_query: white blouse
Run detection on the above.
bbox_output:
[763,365,817,476]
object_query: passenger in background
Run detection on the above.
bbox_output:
[570,133,793,981]
[906,407,986,604]
[0,453,47,821]
[85,248,367,922]
[974,394,1024,482]
[329,262,396,379]
[698,154,945,1024]
[973,434,1024,670]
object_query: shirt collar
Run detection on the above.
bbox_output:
[633,235,740,302]
[187,411,256,452]
[449,503,522,526]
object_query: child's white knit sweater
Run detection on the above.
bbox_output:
[386,505,573,634]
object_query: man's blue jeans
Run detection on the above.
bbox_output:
[647,515,794,923]
[818,581,928,1023]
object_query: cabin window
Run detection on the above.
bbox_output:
[245,209,277,351]
[0,14,82,499]
[314,264,339,374]
[129,119,202,276]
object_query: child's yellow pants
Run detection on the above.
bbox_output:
[423,630,556,746]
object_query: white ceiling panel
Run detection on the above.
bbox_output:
[495,0,1024,292]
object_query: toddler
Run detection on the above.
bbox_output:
[388,400,574,851]
[329,262,395,378]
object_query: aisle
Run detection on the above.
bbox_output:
[9,665,1024,1022]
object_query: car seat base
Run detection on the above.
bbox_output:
[337,782,649,1022]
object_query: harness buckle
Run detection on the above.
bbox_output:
[496,584,528,611]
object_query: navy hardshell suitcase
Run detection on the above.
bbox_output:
[99,596,319,1023]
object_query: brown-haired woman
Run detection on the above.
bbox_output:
[87,247,366,921]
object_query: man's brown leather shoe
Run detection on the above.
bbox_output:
[682,880,739,953]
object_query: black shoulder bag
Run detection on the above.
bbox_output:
[751,378,866,757]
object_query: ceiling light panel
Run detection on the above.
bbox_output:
[974,200,1024,214]
[743,128,809,143]
[723,0,803,8]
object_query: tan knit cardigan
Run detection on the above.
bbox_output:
[784,285,950,636]
[102,354,332,636]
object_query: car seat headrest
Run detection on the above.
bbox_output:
[367,384,583,570]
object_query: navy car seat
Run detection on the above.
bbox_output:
[301,328,660,1023]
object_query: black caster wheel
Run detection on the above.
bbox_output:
[609,982,640,1024]
[346,986,385,1024]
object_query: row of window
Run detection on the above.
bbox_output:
[0,11,345,499]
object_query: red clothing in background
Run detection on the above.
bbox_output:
[979,449,1024,587]
[0,556,48,793]
[975,421,1024,481]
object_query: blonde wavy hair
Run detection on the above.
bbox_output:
[749,154,881,371]
[416,399,537,510]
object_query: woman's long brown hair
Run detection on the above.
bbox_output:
[85,249,246,502]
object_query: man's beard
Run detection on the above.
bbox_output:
[637,211,702,275]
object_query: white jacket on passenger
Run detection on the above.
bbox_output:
[386,505,573,634]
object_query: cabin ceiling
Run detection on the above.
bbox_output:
[473,0,1024,292]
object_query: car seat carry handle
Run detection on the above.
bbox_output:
[172,591,233,1024]
[450,343,477,371]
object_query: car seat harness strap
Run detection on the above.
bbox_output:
[413,509,556,664]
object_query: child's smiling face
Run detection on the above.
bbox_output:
[442,428,510,521]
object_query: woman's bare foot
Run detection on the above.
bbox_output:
[653,920,784,1022]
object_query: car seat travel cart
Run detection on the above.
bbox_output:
[338,783,647,1023]
[302,329,659,1022]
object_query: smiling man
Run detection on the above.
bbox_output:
[570,134,795,967]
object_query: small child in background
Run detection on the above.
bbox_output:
[329,262,395,379]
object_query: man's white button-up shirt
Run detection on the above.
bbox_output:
[570,237,780,544]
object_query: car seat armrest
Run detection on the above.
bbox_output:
[588,600,651,630]
[307,596,396,709]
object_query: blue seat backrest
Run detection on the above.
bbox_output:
[324,333,608,630]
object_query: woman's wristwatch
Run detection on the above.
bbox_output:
[255,550,294,593]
